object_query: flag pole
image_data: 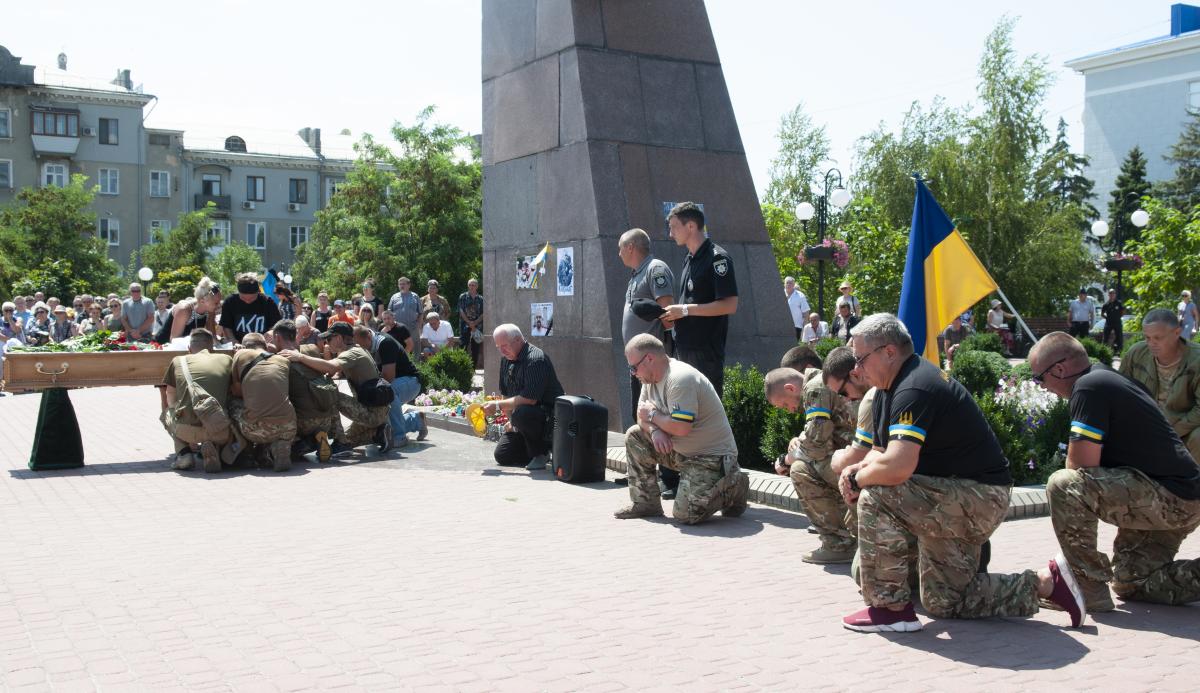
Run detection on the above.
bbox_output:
[994,286,1036,344]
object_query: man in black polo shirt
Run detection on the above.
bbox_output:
[482,323,565,471]
[353,325,427,446]
[837,314,1086,633]
[219,273,282,344]
[1030,332,1200,611]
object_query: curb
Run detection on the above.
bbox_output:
[422,411,1049,520]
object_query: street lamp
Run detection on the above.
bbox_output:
[1092,200,1149,300]
[795,168,851,319]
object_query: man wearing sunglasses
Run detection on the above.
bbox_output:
[1031,331,1200,613]
[838,314,1085,633]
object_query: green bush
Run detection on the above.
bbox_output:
[760,407,804,468]
[415,361,458,393]
[950,350,1011,398]
[1078,337,1113,366]
[1011,361,1032,381]
[976,389,1070,485]
[424,347,475,392]
[153,266,205,303]
[813,337,844,362]
[958,331,1005,356]
[721,364,772,471]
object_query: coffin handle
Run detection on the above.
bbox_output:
[34,362,70,384]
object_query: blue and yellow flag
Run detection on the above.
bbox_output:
[898,180,997,363]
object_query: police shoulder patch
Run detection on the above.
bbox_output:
[713,258,729,277]
[652,272,668,288]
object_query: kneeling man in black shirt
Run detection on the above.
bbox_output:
[838,314,1085,633]
[1031,332,1200,612]
[482,323,565,471]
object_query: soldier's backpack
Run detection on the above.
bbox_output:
[355,376,395,407]
[308,374,339,410]
[178,355,230,438]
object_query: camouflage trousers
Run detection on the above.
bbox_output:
[790,456,856,552]
[625,425,747,524]
[229,399,297,445]
[296,412,341,439]
[859,474,1039,618]
[335,392,390,447]
[160,407,231,454]
[1047,466,1200,607]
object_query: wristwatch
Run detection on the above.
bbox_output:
[680,305,689,317]
[848,471,860,493]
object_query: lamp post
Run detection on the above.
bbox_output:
[1091,201,1149,301]
[794,168,851,320]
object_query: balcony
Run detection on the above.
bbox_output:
[194,194,231,215]
[31,135,80,157]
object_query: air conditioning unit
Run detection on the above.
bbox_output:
[287,202,301,212]
[81,126,96,136]
[242,201,256,210]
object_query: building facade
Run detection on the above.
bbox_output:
[1067,4,1200,209]
[0,45,353,274]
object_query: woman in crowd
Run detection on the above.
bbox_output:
[25,303,53,345]
[105,299,124,333]
[358,303,381,331]
[49,306,74,343]
[76,304,106,336]
[154,277,223,344]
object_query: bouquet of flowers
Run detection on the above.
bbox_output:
[9,330,162,353]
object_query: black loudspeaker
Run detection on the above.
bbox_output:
[552,395,608,483]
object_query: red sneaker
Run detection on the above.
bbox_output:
[1046,553,1086,628]
[842,603,922,632]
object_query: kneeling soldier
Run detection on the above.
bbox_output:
[614,334,748,524]
[229,332,296,471]
[159,329,233,473]
[272,320,339,462]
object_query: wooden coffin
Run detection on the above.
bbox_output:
[2,350,182,392]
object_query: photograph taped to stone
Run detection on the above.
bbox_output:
[516,254,537,290]
[661,201,705,235]
[557,246,574,297]
[531,302,553,337]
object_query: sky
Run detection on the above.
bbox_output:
[1,0,1177,197]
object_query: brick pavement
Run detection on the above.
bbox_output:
[0,385,1197,691]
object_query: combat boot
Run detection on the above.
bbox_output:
[171,451,196,471]
[199,442,221,473]
[314,431,332,463]
[614,504,664,520]
[269,440,292,472]
[803,545,856,564]
[722,471,750,517]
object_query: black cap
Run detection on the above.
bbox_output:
[630,298,666,321]
[319,322,354,340]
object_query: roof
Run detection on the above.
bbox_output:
[33,65,147,96]
[149,123,361,163]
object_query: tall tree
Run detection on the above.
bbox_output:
[135,207,217,276]
[1161,110,1200,214]
[1123,198,1200,315]
[1035,117,1097,220]
[294,107,481,301]
[764,102,831,212]
[1106,146,1152,250]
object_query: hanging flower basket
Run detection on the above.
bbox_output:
[797,238,851,268]
[1103,254,1143,272]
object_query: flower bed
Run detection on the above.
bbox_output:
[415,389,508,439]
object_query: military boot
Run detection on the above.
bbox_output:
[722,471,750,517]
[269,440,292,472]
[314,431,332,463]
[199,442,221,473]
[803,545,856,564]
[613,504,664,520]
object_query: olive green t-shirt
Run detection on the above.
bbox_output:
[640,358,737,457]
[162,350,233,422]
[289,344,333,419]
[335,345,379,388]
[231,349,294,425]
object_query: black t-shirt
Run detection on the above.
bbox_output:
[1069,365,1200,500]
[873,354,1012,485]
[363,296,383,315]
[500,342,565,411]
[313,308,333,332]
[219,295,282,343]
[674,238,738,357]
[373,332,418,379]
[154,308,208,344]
[385,323,411,347]
[1101,299,1124,324]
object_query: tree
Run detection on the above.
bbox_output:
[1034,117,1097,220]
[841,196,910,315]
[1123,197,1200,316]
[134,207,217,278]
[209,242,264,293]
[1107,146,1153,250]
[0,174,120,301]
[294,107,482,302]
[1161,110,1200,213]
[764,102,831,212]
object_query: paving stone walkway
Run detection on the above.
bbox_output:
[0,386,1196,691]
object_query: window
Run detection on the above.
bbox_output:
[0,160,11,189]
[32,110,78,137]
[149,219,171,243]
[99,118,118,145]
[326,178,343,203]
[97,218,119,246]
[247,221,267,249]
[224,135,246,152]
[42,163,66,188]
[98,168,119,195]
[0,108,10,138]
[246,176,265,202]
[149,170,170,197]
[201,174,222,196]
[208,220,231,246]
[288,178,308,204]
[289,225,309,249]
[149,133,171,146]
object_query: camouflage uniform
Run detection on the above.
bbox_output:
[788,367,857,552]
[1047,466,1200,608]
[229,398,298,446]
[624,425,748,524]
[858,474,1040,618]
[336,392,390,446]
[161,407,230,451]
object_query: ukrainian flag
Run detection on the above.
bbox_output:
[898,180,998,363]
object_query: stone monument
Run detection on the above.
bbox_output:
[481,0,794,430]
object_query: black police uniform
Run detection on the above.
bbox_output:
[673,237,738,397]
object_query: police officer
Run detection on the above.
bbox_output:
[619,228,675,422]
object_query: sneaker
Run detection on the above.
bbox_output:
[199,442,221,474]
[171,451,195,471]
[269,440,292,472]
[525,454,548,471]
[803,546,856,564]
[291,437,317,458]
[417,412,428,441]
[842,603,923,633]
[328,441,355,459]
[374,417,393,450]
[315,431,331,463]
[613,504,665,520]
[1046,553,1087,627]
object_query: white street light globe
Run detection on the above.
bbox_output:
[137,267,154,282]
[1091,220,1109,238]
[283,274,293,285]
[795,201,816,221]
[830,187,852,208]
[1130,209,1150,228]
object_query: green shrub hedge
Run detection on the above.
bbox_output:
[423,347,476,392]
[958,331,1005,356]
[813,337,844,362]
[949,350,1011,398]
[722,364,772,471]
[1078,336,1114,366]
